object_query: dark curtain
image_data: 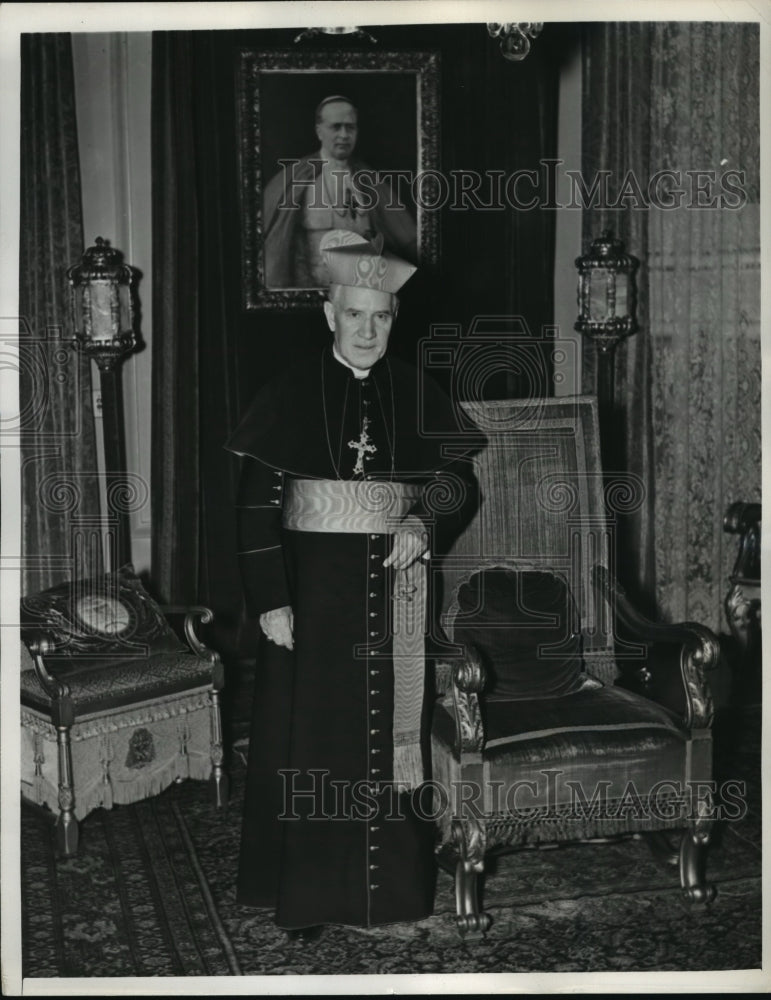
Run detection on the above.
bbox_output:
[150,34,201,606]
[582,22,760,630]
[151,33,244,655]
[150,26,561,658]
[20,33,101,595]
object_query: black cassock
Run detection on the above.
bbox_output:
[226,344,477,929]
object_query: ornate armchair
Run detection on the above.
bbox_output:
[431,398,720,936]
[20,566,228,855]
[723,501,761,668]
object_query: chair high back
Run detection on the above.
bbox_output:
[431,397,720,938]
[442,397,617,683]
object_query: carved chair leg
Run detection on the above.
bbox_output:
[55,724,78,856]
[451,818,492,938]
[679,825,716,904]
[209,689,229,808]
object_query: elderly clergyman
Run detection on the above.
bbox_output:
[226,230,477,937]
[262,95,417,288]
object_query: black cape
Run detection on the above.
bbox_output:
[226,345,477,478]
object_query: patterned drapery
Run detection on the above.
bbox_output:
[582,22,760,633]
[20,34,102,594]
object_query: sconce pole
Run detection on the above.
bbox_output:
[591,340,624,473]
[596,345,616,415]
[97,363,132,572]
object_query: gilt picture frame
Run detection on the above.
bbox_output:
[237,48,441,310]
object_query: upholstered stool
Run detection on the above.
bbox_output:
[20,567,228,855]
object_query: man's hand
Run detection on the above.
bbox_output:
[383,515,429,570]
[259,605,294,650]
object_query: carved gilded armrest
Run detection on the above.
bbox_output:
[24,630,74,726]
[723,502,761,654]
[448,643,487,756]
[160,605,224,689]
[593,565,719,729]
[724,501,761,582]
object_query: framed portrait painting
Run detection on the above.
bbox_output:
[237,49,440,310]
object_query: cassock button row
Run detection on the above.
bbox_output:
[370,729,380,735]
[370,631,379,637]
[371,825,379,832]
[370,534,380,540]
[369,612,377,618]
[370,573,378,579]
[370,670,379,676]
[369,592,377,598]
[370,884,379,891]
[370,709,380,715]
[371,689,380,695]
[370,864,378,870]
[370,845,379,851]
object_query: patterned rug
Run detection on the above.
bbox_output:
[21,704,762,979]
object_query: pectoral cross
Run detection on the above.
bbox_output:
[348,416,377,476]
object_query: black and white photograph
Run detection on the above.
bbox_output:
[0,1,765,994]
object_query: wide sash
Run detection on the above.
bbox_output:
[283,478,421,533]
[283,478,427,790]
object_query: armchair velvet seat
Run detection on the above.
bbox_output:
[20,567,228,856]
[434,678,688,771]
[431,399,720,937]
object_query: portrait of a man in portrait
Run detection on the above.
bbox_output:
[262,94,417,288]
[238,51,439,308]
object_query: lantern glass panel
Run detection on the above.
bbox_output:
[71,285,85,336]
[589,269,610,321]
[90,282,115,342]
[614,274,628,317]
[118,285,132,332]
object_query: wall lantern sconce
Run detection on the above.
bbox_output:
[67,237,138,569]
[67,237,137,373]
[487,23,543,61]
[574,230,639,405]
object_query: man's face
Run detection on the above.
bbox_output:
[316,102,358,161]
[324,285,396,369]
